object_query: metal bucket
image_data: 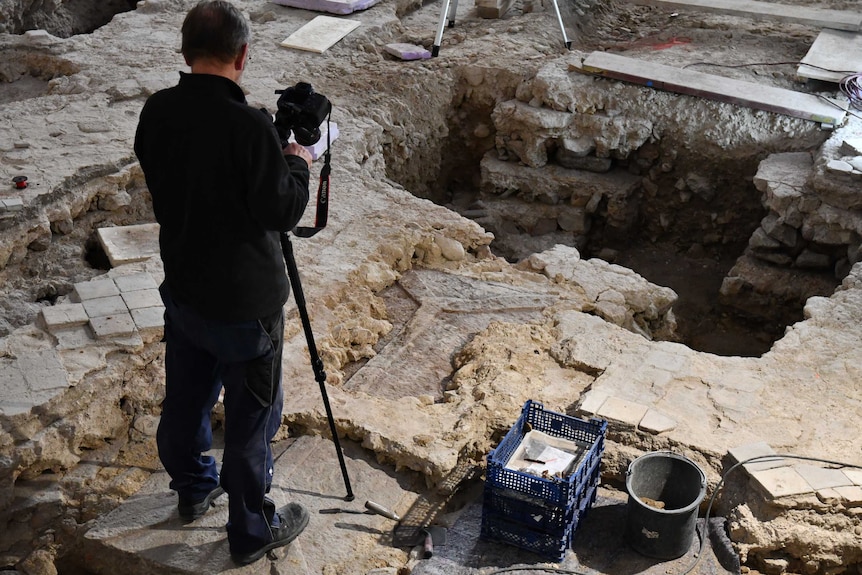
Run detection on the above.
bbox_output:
[625,451,707,559]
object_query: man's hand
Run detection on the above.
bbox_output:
[283,142,312,169]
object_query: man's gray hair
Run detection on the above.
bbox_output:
[181,1,251,64]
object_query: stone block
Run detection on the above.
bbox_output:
[638,409,676,434]
[644,349,687,373]
[1,198,24,212]
[794,464,854,490]
[121,289,161,310]
[114,272,158,293]
[843,468,862,486]
[17,350,68,392]
[54,325,96,351]
[41,303,89,331]
[728,441,786,473]
[89,313,137,340]
[834,485,862,504]
[596,396,649,427]
[82,296,128,318]
[131,307,165,336]
[96,223,160,268]
[73,278,119,301]
[384,43,431,60]
[750,467,813,499]
[577,390,609,416]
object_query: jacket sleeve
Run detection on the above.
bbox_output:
[243,110,311,232]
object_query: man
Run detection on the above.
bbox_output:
[134,0,313,566]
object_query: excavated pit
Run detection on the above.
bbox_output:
[379,63,845,358]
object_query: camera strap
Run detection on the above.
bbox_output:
[294,116,332,238]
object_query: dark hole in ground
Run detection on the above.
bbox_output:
[7,0,138,37]
[610,244,783,357]
[84,234,112,270]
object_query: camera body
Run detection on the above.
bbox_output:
[274,82,331,147]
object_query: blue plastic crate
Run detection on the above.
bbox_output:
[485,400,607,510]
[481,507,573,562]
[483,450,602,534]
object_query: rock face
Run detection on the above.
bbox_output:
[0,0,137,36]
[1,0,862,574]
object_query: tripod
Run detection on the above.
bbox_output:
[431,0,571,56]
[280,231,355,501]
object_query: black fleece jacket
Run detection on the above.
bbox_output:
[134,72,310,322]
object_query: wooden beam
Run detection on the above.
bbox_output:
[580,51,847,125]
[623,0,862,32]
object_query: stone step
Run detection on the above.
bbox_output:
[80,434,428,574]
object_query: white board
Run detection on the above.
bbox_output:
[622,0,862,32]
[280,16,361,53]
[582,51,848,126]
[798,29,862,84]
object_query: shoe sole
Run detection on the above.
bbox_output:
[231,510,309,566]
[178,486,225,521]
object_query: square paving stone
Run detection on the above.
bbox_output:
[794,464,855,490]
[73,278,119,301]
[114,272,158,293]
[89,313,136,340]
[41,303,89,331]
[121,289,161,310]
[728,441,787,473]
[82,296,128,318]
[597,396,649,427]
[750,466,813,499]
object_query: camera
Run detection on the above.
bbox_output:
[274,82,331,148]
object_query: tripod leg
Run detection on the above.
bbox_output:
[432,0,452,57]
[280,232,355,501]
[447,0,458,27]
[550,0,571,50]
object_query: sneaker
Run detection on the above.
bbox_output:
[177,486,225,521]
[230,502,309,566]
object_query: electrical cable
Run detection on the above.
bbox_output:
[840,73,862,110]
[481,453,862,575]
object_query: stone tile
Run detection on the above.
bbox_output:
[1,198,24,212]
[750,467,813,499]
[73,278,119,301]
[41,303,89,331]
[17,350,67,392]
[54,325,96,351]
[596,396,649,427]
[643,349,687,373]
[131,307,165,343]
[728,441,787,473]
[638,409,676,434]
[794,464,854,490]
[121,289,161,310]
[96,223,160,267]
[577,390,609,416]
[89,313,136,340]
[114,272,158,293]
[834,485,862,504]
[82,296,128,318]
[841,468,862,486]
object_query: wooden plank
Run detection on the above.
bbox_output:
[798,29,862,84]
[623,0,862,32]
[280,15,361,53]
[581,51,847,125]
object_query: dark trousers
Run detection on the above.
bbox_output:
[157,284,285,554]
